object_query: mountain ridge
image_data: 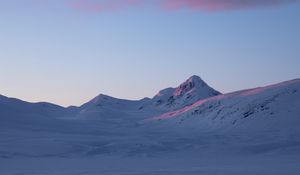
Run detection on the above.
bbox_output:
[0,76,299,116]
[75,75,221,119]
[0,76,300,160]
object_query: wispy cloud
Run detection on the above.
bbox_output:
[67,0,299,13]
[163,0,298,11]
[67,0,142,13]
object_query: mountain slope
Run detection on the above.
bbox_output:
[77,75,221,120]
[0,95,76,119]
[1,77,300,175]
[147,75,221,110]
[0,95,78,131]
[146,79,300,134]
[0,77,299,159]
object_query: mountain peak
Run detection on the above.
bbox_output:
[187,75,208,86]
[187,75,204,82]
[150,75,221,110]
[174,75,209,96]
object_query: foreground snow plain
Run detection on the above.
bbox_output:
[1,154,300,175]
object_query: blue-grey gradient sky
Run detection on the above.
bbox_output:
[0,0,300,107]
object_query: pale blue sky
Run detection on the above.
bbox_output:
[0,0,299,107]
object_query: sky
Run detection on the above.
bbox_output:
[0,0,300,107]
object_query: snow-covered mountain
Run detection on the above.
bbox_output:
[1,76,300,175]
[0,94,78,121]
[77,75,221,120]
[1,76,299,133]
[1,76,299,134]
[145,78,300,134]
[146,75,221,110]
[0,95,79,131]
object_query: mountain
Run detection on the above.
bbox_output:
[149,75,221,110]
[0,95,79,131]
[145,79,300,133]
[1,76,300,174]
[77,75,221,120]
[76,94,153,126]
[0,95,75,119]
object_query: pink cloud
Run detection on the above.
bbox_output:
[163,0,298,11]
[68,0,143,13]
[67,0,298,13]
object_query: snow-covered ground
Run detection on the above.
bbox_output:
[1,76,300,174]
[1,154,300,175]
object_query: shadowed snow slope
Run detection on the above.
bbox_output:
[0,95,78,128]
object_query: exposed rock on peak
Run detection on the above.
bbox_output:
[151,75,221,110]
